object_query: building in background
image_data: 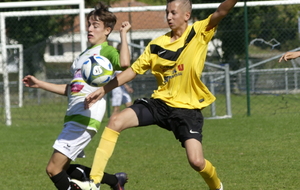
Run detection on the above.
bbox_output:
[44,0,169,64]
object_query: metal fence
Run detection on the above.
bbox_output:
[1,0,300,126]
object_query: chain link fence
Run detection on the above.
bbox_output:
[1,1,300,126]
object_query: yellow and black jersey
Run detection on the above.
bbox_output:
[131,15,216,109]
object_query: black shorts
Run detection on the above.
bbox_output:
[130,98,203,147]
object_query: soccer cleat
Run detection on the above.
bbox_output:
[111,172,128,190]
[217,182,223,190]
[70,179,100,190]
[70,180,82,190]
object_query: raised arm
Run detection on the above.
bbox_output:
[119,21,131,68]
[23,75,68,96]
[206,0,238,31]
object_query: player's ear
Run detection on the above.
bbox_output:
[184,11,191,22]
[105,27,112,36]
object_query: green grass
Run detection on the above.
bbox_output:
[1,101,300,189]
[201,93,300,117]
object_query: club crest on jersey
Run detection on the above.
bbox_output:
[177,64,184,71]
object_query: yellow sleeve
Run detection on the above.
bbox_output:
[194,14,217,44]
[131,44,152,74]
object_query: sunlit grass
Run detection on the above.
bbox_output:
[1,101,300,189]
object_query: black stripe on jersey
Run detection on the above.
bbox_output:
[150,27,196,61]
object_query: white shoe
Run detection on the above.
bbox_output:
[70,179,100,190]
[218,182,223,190]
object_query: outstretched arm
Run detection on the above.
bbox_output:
[279,51,300,62]
[84,67,136,109]
[119,21,131,68]
[207,0,238,31]
[22,75,68,96]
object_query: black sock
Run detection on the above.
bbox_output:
[67,164,91,181]
[50,170,70,190]
[102,172,118,187]
[66,164,118,187]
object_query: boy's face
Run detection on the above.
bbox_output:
[166,0,190,31]
[87,17,111,45]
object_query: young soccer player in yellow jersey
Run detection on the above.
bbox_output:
[77,0,238,189]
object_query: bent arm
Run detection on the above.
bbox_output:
[23,75,68,96]
[207,0,238,31]
[37,81,68,96]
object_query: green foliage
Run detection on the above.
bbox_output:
[3,2,78,75]
[137,0,165,5]
[85,0,124,7]
[192,3,300,70]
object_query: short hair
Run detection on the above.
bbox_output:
[166,0,192,12]
[87,2,117,31]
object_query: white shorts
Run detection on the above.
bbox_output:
[111,86,132,106]
[53,122,96,161]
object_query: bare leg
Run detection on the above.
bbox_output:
[185,139,221,190]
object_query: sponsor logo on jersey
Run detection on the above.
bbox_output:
[163,64,184,83]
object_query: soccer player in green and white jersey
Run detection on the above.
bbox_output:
[80,0,238,190]
[23,2,130,190]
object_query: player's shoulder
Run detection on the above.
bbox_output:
[101,45,119,58]
[102,44,118,53]
[192,14,213,28]
[150,31,171,45]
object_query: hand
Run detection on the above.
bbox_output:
[127,87,133,93]
[125,86,133,93]
[120,21,131,33]
[279,51,300,62]
[22,75,40,88]
[84,87,105,109]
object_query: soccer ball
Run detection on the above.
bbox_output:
[81,55,114,87]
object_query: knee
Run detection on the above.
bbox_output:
[46,162,62,177]
[188,157,206,171]
[108,114,124,131]
[46,164,55,177]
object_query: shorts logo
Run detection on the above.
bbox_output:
[189,129,199,134]
[140,98,148,103]
[63,144,71,151]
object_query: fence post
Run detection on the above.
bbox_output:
[209,75,216,117]
[244,0,251,116]
[224,64,232,117]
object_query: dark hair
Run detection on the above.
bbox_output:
[87,1,117,31]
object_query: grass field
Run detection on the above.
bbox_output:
[1,101,300,190]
